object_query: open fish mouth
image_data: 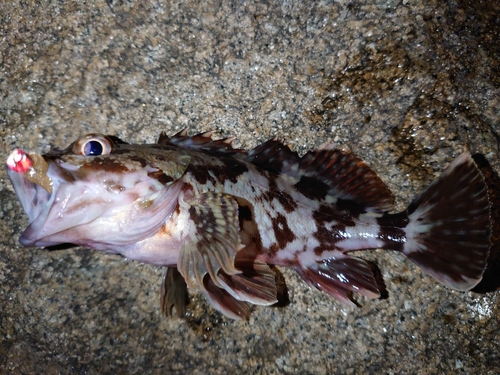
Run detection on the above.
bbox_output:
[7,166,54,223]
[6,149,60,246]
[6,145,180,249]
[6,149,112,247]
[6,149,111,247]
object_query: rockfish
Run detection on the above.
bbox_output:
[6,131,491,319]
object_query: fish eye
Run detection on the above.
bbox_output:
[73,135,113,156]
[84,140,104,156]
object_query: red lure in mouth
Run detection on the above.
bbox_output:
[6,149,53,194]
[6,149,33,173]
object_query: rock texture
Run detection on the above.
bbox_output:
[1,0,499,374]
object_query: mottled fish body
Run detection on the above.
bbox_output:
[6,131,491,319]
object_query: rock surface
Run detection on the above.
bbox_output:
[1,1,499,374]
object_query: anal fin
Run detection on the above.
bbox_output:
[296,254,380,306]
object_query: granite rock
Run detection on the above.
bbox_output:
[1,0,499,374]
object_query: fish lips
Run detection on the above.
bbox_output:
[7,161,76,247]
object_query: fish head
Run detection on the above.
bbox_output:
[6,134,190,249]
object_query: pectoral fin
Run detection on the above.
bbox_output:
[178,192,242,291]
[177,192,279,319]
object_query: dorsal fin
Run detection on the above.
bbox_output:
[243,139,300,174]
[158,131,393,213]
[295,148,394,212]
[157,129,242,156]
[245,140,394,213]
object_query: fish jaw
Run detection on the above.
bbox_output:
[6,159,51,228]
[7,152,181,251]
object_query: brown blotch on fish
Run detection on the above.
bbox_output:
[295,176,329,201]
[313,204,356,227]
[216,159,249,184]
[276,191,298,213]
[188,164,218,185]
[235,199,263,255]
[148,170,175,185]
[244,138,298,175]
[376,212,409,252]
[188,158,249,186]
[272,213,296,249]
[313,224,349,255]
[376,227,407,252]
[263,177,298,213]
[336,198,367,217]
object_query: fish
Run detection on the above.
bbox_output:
[5,130,491,320]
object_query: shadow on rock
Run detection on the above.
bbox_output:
[472,154,500,293]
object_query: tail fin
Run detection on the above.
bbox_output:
[402,152,491,291]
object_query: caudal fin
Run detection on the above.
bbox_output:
[402,152,491,291]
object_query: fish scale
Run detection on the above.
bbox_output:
[6,130,491,320]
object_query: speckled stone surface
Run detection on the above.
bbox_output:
[1,1,499,374]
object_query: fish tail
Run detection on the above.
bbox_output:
[400,152,491,290]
